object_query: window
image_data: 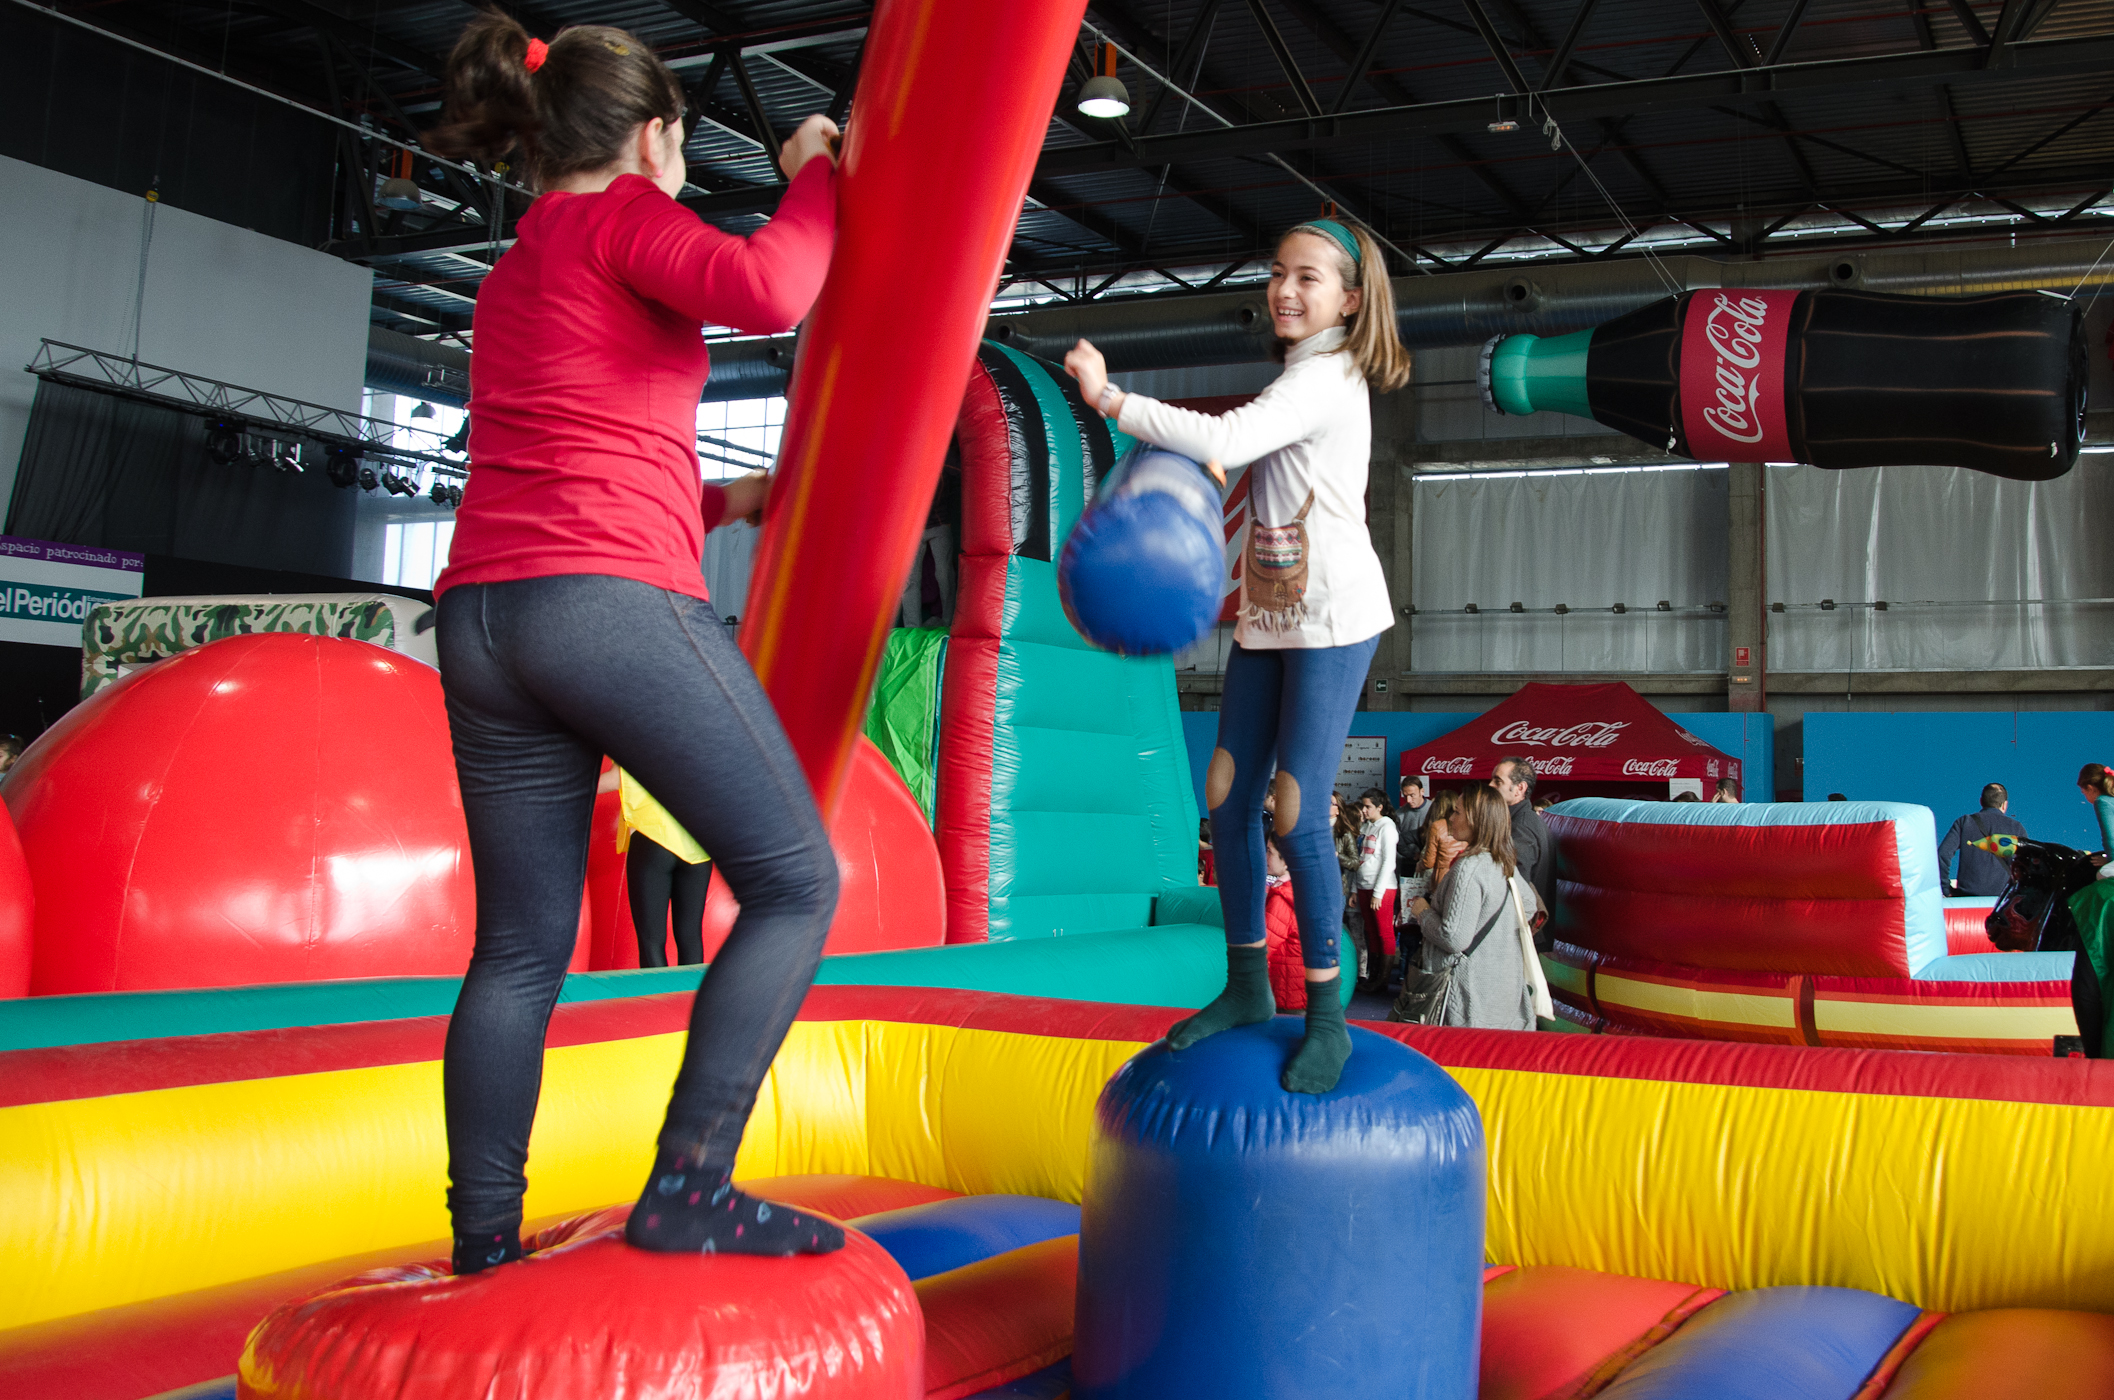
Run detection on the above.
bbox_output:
[696,396,786,479]
[382,520,455,590]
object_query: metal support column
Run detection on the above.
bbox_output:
[1726,460,1767,713]
[1367,383,1418,710]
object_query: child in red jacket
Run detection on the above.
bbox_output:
[1263,832,1307,1011]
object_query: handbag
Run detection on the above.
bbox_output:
[1390,895,1505,1026]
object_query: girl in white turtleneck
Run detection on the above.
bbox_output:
[1066,218,1412,1094]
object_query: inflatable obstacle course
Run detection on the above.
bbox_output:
[6,987,2114,1397]
[1545,798,2077,1053]
[939,344,1196,945]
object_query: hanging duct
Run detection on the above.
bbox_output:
[385,237,2114,405]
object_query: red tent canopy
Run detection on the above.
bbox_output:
[1398,682,1741,788]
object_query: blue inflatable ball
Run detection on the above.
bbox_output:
[1059,447,1225,656]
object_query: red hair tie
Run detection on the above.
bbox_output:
[524,37,549,72]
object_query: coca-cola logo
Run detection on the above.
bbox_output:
[1700,294,1770,445]
[1623,759,1681,777]
[1536,756,1576,776]
[1422,756,1476,775]
[1489,720,1629,749]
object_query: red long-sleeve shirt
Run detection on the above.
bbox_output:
[436,162,836,599]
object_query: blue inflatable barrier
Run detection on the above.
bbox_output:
[854,1194,1083,1281]
[1057,446,1224,656]
[1073,1019,1486,1399]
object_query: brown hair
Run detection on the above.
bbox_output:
[1275,221,1412,393]
[1457,786,1519,880]
[2081,764,2114,798]
[426,8,683,188]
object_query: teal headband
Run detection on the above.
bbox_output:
[1296,219,1363,268]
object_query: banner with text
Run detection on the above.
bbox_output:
[0,536,145,647]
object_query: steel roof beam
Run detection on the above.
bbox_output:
[1536,0,1602,91]
[1762,0,1812,65]
[1245,0,1322,117]
[1333,0,1405,112]
[1460,0,1533,94]
[1136,0,1223,132]
[1036,31,2114,175]
[249,0,447,76]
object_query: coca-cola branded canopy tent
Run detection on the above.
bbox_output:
[1398,683,1741,790]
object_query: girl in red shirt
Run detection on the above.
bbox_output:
[427,13,842,1273]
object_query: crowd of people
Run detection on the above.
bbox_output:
[1247,757,1562,1031]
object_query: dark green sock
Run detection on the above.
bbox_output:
[1166,944,1275,1050]
[1282,976,1351,1094]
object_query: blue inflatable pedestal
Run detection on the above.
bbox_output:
[1072,1018,1486,1399]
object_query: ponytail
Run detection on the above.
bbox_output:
[427,8,683,188]
[1277,220,1413,393]
[2082,763,2114,798]
[1341,224,1412,393]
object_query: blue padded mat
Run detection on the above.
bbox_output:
[852,1193,1081,1282]
[1597,1285,1920,1400]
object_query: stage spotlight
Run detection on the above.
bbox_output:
[206,427,242,466]
[274,442,303,473]
[324,447,361,489]
[358,465,379,492]
[382,470,420,498]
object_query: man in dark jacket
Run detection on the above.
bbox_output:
[1492,757,1556,949]
[1937,783,2028,896]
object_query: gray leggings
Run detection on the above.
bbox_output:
[436,574,838,1233]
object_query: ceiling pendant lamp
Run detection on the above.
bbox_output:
[1077,43,1130,120]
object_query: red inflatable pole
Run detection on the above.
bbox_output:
[737,0,1089,823]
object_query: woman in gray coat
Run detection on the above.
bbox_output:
[1405,785,1540,1030]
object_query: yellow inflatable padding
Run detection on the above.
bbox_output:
[616,768,709,863]
[7,1011,2114,1330]
[0,1020,1134,1329]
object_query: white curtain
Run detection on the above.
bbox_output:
[1765,462,2114,671]
[1409,467,1730,673]
[701,520,758,621]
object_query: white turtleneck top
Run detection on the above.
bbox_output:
[1115,326,1394,650]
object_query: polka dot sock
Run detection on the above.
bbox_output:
[451,1225,523,1276]
[624,1156,846,1256]
[1166,944,1275,1051]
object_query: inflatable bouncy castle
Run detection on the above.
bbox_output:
[1544,798,2077,1054]
[7,986,2114,1397]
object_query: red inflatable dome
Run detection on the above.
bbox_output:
[0,801,31,997]
[584,737,947,969]
[238,1207,923,1400]
[4,634,503,995]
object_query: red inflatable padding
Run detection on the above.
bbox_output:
[5,635,589,994]
[0,801,30,997]
[1544,943,2075,1055]
[1479,1266,1723,1400]
[915,1236,1077,1400]
[1553,882,1914,978]
[585,738,946,969]
[0,1176,958,1400]
[238,1207,923,1400]
[1875,1309,2114,1399]
[1945,901,2001,956]
[1549,814,1907,900]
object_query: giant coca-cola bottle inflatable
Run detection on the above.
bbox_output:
[1477,288,2086,480]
